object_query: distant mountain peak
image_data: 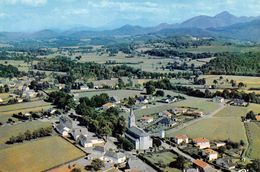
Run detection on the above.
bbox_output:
[215,11,235,18]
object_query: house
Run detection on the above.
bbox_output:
[160,97,177,104]
[24,90,37,99]
[80,85,89,91]
[17,98,23,103]
[212,96,224,103]
[174,134,189,144]
[102,102,115,110]
[193,159,217,172]
[185,110,204,118]
[71,128,84,140]
[0,98,3,104]
[162,111,173,117]
[231,99,248,107]
[193,138,210,149]
[137,96,149,104]
[79,134,105,148]
[157,117,177,127]
[255,115,260,121]
[216,157,236,170]
[104,151,126,164]
[110,96,121,104]
[125,109,153,150]
[88,146,106,160]
[55,115,73,136]
[202,149,218,161]
[173,108,188,115]
[140,115,154,123]
[56,124,70,136]
[215,142,226,148]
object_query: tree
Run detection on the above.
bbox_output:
[70,168,81,172]
[155,90,165,97]
[118,137,134,151]
[4,84,9,93]
[145,84,155,95]
[100,124,112,139]
[246,111,256,120]
[213,80,218,85]
[238,82,245,88]
[248,159,260,172]
[91,159,105,171]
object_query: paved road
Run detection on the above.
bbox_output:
[160,103,225,135]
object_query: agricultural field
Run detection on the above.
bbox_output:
[0,136,85,172]
[74,89,143,100]
[142,151,181,172]
[0,120,51,147]
[167,106,249,142]
[245,122,260,159]
[0,60,30,72]
[0,101,53,123]
[186,45,260,53]
[200,75,260,89]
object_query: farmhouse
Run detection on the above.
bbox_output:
[174,134,189,144]
[212,96,224,103]
[104,151,126,164]
[162,110,173,117]
[193,159,217,172]
[193,138,210,149]
[255,115,260,121]
[102,102,115,110]
[55,115,73,136]
[216,157,236,170]
[125,109,153,150]
[185,110,204,117]
[80,85,89,91]
[231,99,248,107]
[156,117,177,127]
[140,115,154,123]
[110,96,121,104]
[202,149,218,161]
[173,107,188,115]
[79,134,105,148]
[215,142,226,148]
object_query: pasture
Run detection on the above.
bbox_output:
[245,122,260,159]
[186,45,260,53]
[0,136,85,172]
[142,151,181,172]
[0,120,51,146]
[0,60,30,72]
[167,106,249,143]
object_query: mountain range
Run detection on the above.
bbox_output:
[1,11,260,42]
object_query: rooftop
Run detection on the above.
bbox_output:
[193,159,209,168]
[204,149,218,154]
[193,137,209,143]
[126,126,150,138]
[175,134,188,139]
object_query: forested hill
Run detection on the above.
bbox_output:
[201,52,260,76]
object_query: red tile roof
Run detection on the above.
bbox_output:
[193,159,209,168]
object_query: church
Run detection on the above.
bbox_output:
[125,109,153,150]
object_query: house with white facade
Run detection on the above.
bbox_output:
[193,137,210,149]
[174,134,189,144]
[202,149,218,161]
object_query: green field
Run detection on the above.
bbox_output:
[245,122,260,159]
[167,106,249,142]
[0,60,30,72]
[142,151,181,172]
[0,101,53,123]
[186,45,260,53]
[0,121,51,147]
[0,136,85,172]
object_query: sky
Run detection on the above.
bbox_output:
[0,0,260,32]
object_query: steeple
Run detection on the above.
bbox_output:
[128,108,136,128]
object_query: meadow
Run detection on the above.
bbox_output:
[167,106,249,143]
[0,60,30,72]
[245,122,260,159]
[0,136,85,172]
[0,120,51,146]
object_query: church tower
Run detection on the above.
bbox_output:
[128,108,136,128]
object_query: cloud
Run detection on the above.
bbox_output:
[0,0,47,6]
[0,12,7,17]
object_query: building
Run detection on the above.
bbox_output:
[55,115,73,136]
[216,157,236,170]
[79,134,105,148]
[71,128,88,141]
[104,151,126,164]
[174,134,189,144]
[140,115,154,123]
[173,108,188,115]
[231,99,248,107]
[215,142,226,148]
[255,115,260,121]
[193,159,217,172]
[157,117,177,127]
[102,102,115,110]
[162,111,173,117]
[125,109,153,150]
[80,85,89,91]
[160,130,165,138]
[0,98,3,104]
[202,149,218,161]
[212,96,224,103]
[110,96,121,104]
[193,138,210,149]
[185,110,204,118]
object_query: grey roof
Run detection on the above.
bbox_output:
[56,124,66,133]
[60,115,73,128]
[93,146,106,153]
[157,117,174,125]
[126,126,149,139]
[104,151,125,159]
[79,134,88,143]
[216,158,235,168]
[110,96,120,102]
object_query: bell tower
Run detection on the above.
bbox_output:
[128,108,136,128]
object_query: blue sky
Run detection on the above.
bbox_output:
[0,0,260,32]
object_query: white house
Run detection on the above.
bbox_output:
[104,151,126,164]
[174,134,189,144]
[125,109,153,150]
[202,149,218,161]
[79,134,105,148]
[193,138,210,149]
[55,115,73,137]
[215,142,226,148]
[212,96,224,103]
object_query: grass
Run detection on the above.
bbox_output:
[0,60,30,72]
[0,120,51,146]
[0,136,85,172]
[142,151,181,172]
[0,101,53,123]
[245,122,260,159]
[186,45,260,53]
[167,106,249,142]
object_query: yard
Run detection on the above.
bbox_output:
[245,122,260,159]
[0,136,85,172]
[167,106,249,143]
[141,151,181,172]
